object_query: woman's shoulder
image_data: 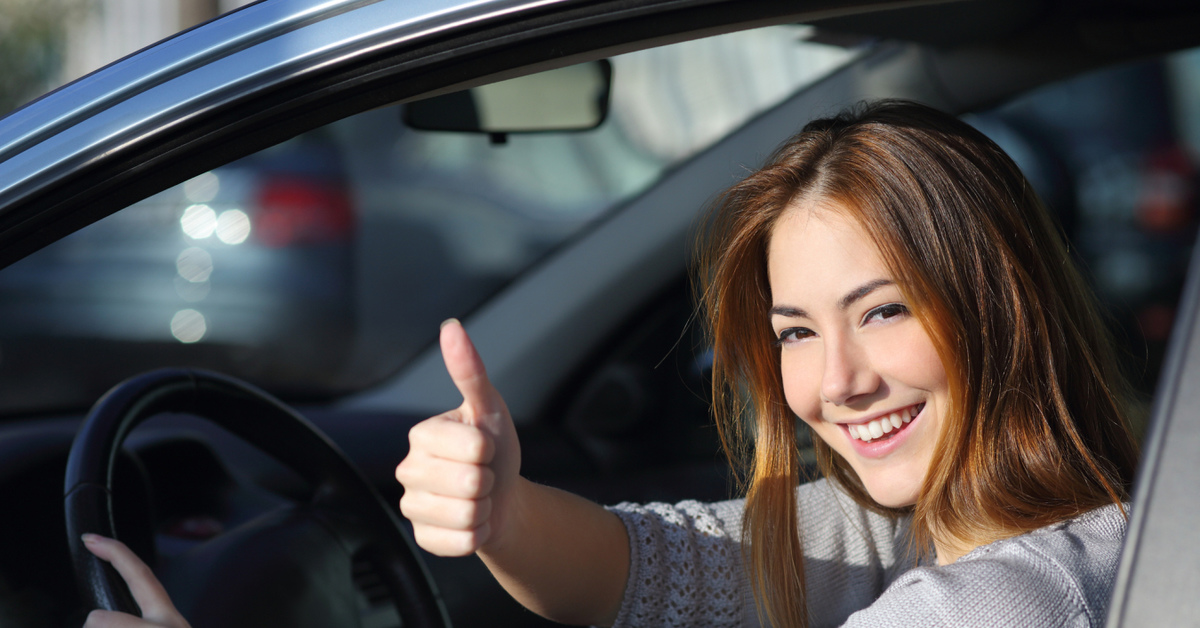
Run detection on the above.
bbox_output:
[954,502,1127,622]
[845,503,1127,628]
[962,502,1127,575]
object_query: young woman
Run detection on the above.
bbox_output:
[86,100,1139,627]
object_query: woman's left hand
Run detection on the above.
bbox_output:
[80,534,191,628]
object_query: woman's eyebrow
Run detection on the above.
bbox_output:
[768,305,808,319]
[768,279,894,320]
[838,279,894,310]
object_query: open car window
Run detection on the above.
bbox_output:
[0,25,860,414]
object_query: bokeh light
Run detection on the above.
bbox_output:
[170,309,207,343]
[216,209,251,244]
[181,204,217,239]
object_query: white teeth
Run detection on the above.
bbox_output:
[847,405,920,443]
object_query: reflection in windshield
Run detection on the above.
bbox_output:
[615,25,853,160]
[0,26,861,413]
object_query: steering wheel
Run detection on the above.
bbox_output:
[63,368,451,628]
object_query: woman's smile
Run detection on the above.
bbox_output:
[768,203,949,509]
[844,401,922,441]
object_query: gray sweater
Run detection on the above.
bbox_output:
[607,479,1126,627]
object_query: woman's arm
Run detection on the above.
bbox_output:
[478,480,631,625]
[396,319,630,626]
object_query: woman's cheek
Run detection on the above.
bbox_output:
[780,351,822,424]
[868,322,947,391]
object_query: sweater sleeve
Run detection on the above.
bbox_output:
[606,498,747,627]
[605,479,912,628]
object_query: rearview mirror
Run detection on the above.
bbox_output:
[404,60,611,137]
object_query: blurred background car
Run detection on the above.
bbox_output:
[0,131,357,405]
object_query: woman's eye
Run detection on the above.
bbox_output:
[774,327,814,346]
[864,303,908,324]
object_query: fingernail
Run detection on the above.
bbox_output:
[81,533,100,544]
[440,318,460,330]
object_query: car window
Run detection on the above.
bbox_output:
[0,25,861,414]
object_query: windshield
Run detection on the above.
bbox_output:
[0,25,861,414]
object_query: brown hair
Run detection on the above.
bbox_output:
[696,100,1139,627]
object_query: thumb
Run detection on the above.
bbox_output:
[440,319,503,425]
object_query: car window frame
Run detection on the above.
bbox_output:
[1107,212,1200,626]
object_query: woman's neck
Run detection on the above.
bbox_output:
[932,532,978,565]
[934,541,967,565]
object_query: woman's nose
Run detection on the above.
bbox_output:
[820,334,878,405]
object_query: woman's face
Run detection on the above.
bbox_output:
[767,204,949,508]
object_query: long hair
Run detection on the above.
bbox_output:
[695,100,1140,627]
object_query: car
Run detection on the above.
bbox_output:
[0,0,1197,626]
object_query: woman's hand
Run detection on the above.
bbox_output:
[395,319,629,624]
[80,534,191,628]
[396,319,523,556]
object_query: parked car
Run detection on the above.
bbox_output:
[0,0,1197,626]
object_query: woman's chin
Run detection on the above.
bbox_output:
[861,481,920,509]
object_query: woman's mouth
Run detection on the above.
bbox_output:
[846,402,924,443]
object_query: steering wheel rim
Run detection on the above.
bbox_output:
[64,367,451,627]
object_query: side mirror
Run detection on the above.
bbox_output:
[404,60,611,138]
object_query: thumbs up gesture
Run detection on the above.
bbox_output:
[396,319,523,556]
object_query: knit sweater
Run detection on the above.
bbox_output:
[606,479,1126,627]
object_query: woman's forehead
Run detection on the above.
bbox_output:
[767,203,894,303]
[769,200,876,262]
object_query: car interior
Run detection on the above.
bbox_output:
[0,0,1199,626]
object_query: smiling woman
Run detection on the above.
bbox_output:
[698,99,1140,626]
